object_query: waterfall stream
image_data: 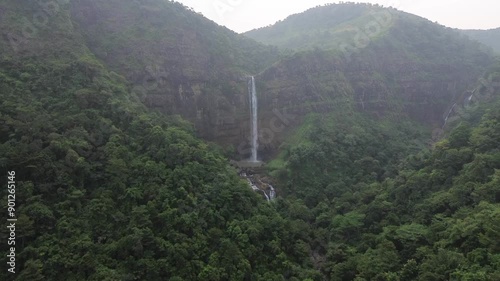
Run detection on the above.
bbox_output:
[268,185,276,200]
[241,172,276,202]
[239,77,275,201]
[443,103,457,127]
[248,76,258,162]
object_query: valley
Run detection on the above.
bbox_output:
[0,1,499,280]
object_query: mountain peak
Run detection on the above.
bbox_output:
[245,3,401,50]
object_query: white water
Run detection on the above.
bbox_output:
[262,190,270,201]
[443,103,457,127]
[268,184,276,200]
[248,76,258,162]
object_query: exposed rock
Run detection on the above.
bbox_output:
[69,0,493,161]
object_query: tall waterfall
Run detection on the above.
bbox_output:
[248,76,258,162]
[443,103,457,128]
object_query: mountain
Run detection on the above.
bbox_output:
[268,60,500,280]
[1,1,500,280]
[0,1,314,280]
[246,3,493,158]
[463,27,500,53]
[68,1,494,160]
[69,0,281,146]
[251,5,500,276]
[245,3,389,50]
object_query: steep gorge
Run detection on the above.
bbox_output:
[250,5,493,158]
[69,0,280,152]
[69,2,493,160]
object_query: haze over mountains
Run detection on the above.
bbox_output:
[463,27,500,53]
[70,1,496,158]
[0,1,499,280]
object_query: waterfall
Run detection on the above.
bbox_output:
[248,76,259,162]
[443,103,457,127]
[241,172,276,202]
[262,190,270,201]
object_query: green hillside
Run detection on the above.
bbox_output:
[245,3,389,51]
[64,1,494,158]
[0,1,313,280]
[0,1,499,280]
[267,61,500,280]
[463,28,500,54]
[67,0,282,146]
[70,0,280,79]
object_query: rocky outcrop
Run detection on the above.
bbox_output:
[69,0,281,155]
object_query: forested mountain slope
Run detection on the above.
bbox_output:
[245,3,386,50]
[0,0,499,280]
[68,0,281,146]
[268,59,500,280]
[463,28,500,54]
[67,1,494,159]
[250,3,493,158]
[0,1,315,280]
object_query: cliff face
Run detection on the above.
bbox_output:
[68,1,493,160]
[68,0,279,151]
[248,8,492,159]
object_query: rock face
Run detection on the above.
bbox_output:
[249,10,492,159]
[69,1,494,160]
[69,0,280,156]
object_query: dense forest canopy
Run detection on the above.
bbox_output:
[463,28,500,54]
[0,1,499,280]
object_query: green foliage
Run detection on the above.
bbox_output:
[1,1,499,280]
[70,0,280,81]
[267,61,500,279]
[271,111,428,207]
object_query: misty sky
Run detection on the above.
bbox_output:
[175,0,500,33]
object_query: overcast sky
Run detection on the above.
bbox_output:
[175,0,500,33]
